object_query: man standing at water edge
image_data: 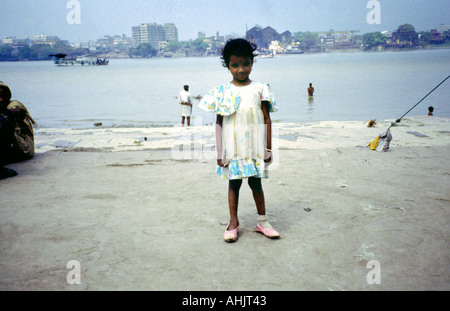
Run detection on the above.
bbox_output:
[179,85,192,127]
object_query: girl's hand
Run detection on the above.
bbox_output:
[217,158,224,167]
[264,150,272,164]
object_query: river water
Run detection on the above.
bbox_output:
[1,49,449,129]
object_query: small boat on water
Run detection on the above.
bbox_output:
[49,54,109,66]
[284,49,304,55]
[256,52,275,59]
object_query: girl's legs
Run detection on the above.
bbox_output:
[249,177,279,237]
[228,179,242,230]
[226,177,279,239]
[248,177,265,216]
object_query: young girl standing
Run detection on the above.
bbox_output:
[198,39,280,242]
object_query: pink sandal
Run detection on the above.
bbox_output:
[256,223,280,239]
[224,225,239,243]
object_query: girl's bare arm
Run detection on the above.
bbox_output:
[216,114,224,167]
[262,101,272,163]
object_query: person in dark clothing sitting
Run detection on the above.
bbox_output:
[0,81,36,180]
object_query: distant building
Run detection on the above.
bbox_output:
[132,22,178,48]
[430,29,445,44]
[322,32,335,45]
[1,37,14,45]
[435,24,450,34]
[209,32,225,45]
[381,30,392,38]
[278,31,293,44]
[199,31,226,56]
[33,34,60,46]
[2,36,32,49]
[246,25,297,49]
[164,23,178,42]
[93,35,129,49]
[113,34,133,47]
[96,35,114,48]
[246,25,277,48]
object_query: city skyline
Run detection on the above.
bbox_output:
[1,0,449,43]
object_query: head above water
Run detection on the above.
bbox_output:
[220,38,258,68]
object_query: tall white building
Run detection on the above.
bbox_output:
[164,23,178,42]
[132,22,178,47]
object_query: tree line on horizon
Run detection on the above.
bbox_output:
[1,24,449,61]
[361,24,450,50]
[0,37,210,61]
[294,24,450,51]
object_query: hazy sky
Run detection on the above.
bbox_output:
[1,0,448,42]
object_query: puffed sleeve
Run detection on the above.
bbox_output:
[261,83,278,112]
[198,88,217,112]
[198,84,241,116]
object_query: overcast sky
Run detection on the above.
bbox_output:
[1,0,448,42]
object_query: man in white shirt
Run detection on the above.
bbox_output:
[179,85,192,127]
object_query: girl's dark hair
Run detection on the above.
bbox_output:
[220,38,258,68]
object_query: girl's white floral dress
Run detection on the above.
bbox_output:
[198,81,277,180]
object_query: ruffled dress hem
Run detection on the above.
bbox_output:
[216,157,268,180]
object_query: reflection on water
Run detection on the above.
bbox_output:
[307,95,314,115]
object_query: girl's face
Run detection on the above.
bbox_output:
[228,55,253,85]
